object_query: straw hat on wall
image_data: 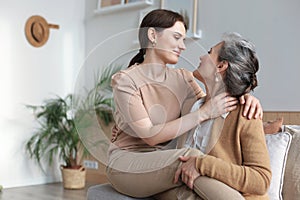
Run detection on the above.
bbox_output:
[25,15,59,47]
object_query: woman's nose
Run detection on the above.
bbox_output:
[179,40,186,50]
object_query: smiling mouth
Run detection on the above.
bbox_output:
[173,50,180,56]
[197,62,203,69]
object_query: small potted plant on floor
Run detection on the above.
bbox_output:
[25,64,123,189]
[25,94,87,189]
[73,64,123,162]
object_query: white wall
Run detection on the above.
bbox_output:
[82,0,161,92]
[1,0,299,189]
[197,0,300,111]
[85,0,300,111]
[0,0,85,188]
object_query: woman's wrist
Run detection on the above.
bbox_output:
[197,108,210,123]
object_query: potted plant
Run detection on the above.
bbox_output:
[83,64,122,126]
[25,94,87,189]
[74,64,123,163]
[25,64,123,189]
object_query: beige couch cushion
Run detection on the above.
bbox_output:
[282,125,300,200]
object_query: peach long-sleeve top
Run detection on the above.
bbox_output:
[109,64,205,154]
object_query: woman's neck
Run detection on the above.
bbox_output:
[137,62,167,82]
[143,49,167,66]
[204,80,226,100]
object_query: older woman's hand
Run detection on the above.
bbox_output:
[174,156,200,189]
[240,94,263,120]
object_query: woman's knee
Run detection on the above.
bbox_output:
[193,176,244,200]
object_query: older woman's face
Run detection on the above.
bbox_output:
[194,42,223,82]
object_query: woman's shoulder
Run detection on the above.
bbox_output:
[111,64,146,90]
[170,68,194,82]
[171,68,205,98]
[229,104,263,127]
[229,104,247,119]
[175,68,193,76]
[111,68,135,88]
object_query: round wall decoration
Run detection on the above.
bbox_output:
[25,15,59,47]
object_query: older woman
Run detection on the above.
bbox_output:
[174,32,271,200]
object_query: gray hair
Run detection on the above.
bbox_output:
[218,32,259,97]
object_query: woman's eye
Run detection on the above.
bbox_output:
[174,34,181,40]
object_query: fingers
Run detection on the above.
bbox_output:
[179,156,190,162]
[185,177,194,189]
[254,102,263,119]
[175,156,200,189]
[174,156,190,183]
[186,175,194,189]
[241,94,263,119]
[216,93,238,114]
[252,106,263,119]
[200,92,239,120]
[224,97,238,112]
[239,95,246,104]
[243,101,253,119]
[206,93,264,120]
[181,168,197,189]
[174,167,182,184]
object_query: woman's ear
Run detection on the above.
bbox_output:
[217,60,229,73]
[147,27,157,44]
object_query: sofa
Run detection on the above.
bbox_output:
[87,125,300,200]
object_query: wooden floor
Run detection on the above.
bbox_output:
[0,182,96,200]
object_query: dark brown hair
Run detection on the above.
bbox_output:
[128,9,187,68]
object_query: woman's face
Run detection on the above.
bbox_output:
[154,21,186,65]
[194,42,223,83]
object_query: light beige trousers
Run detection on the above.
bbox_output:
[106,148,244,200]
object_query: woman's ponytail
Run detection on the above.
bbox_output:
[128,48,145,68]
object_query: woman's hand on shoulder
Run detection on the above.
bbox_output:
[239,94,263,120]
[199,92,238,120]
